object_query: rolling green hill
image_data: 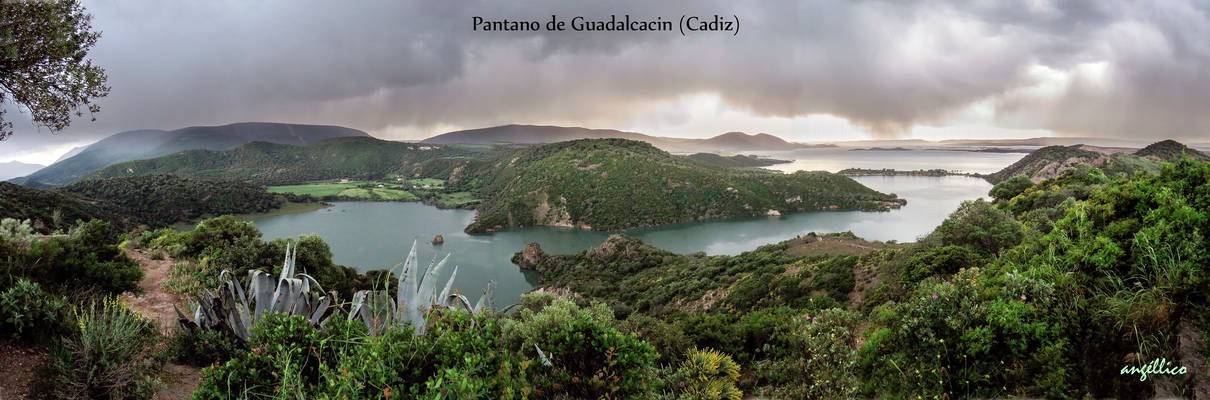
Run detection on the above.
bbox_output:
[15,122,369,186]
[464,139,903,232]
[85,137,486,185]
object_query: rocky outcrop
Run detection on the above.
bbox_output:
[513,242,546,270]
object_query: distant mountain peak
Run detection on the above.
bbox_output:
[422,124,807,152]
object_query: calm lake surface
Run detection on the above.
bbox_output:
[246,148,1018,306]
[755,148,1026,174]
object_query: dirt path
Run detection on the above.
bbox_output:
[119,248,202,400]
[0,343,49,399]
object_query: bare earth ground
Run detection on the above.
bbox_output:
[0,342,49,399]
[119,248,202,400]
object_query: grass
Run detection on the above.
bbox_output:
[436,191,479,208]
[374,188,419,201]
[336,188,372,198]
[268,183,357,197]
[268,181,420,201]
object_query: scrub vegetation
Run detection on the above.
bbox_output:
[1,147,1207,399]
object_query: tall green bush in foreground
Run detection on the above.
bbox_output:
[502,295,660,398]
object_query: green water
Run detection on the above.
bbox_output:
[241,175,992,307]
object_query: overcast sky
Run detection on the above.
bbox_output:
[3,0,1209,164]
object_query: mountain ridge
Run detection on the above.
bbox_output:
[15,122,370,186]
[422,124,827,152]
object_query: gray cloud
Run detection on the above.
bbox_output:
[2,0,1209,161]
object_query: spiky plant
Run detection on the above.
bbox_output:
[177,242,332,342]
[675,348,743,400]
[348,240,495,335]
[179,240,495,339]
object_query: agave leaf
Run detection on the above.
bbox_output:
[309,295,331,325]
[448,293,473,312]
[397,241,419,327]
[190,300,206,328]
[289,242,298,274]
[271,278,305,314]
[249,271,275,320]
[219,284,250,341]
[279,242,294,282]
[349,290,369,321]
[419,255,451,308]
[438,266,459,307]
[174,304,198,331]
[296,273,323,294]
[535,344,553,367]
[474,280,496,314]
[358,290,395,336]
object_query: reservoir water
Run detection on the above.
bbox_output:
[244,149,1020,306]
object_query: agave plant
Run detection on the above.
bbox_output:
[177,242,333,342]
[348,240,495,335]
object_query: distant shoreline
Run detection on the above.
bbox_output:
[838,168,984,178]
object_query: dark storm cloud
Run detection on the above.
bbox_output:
[3,0,1210,161]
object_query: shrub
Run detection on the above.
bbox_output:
[167,328,240,367]
[989,175,1034,202]
[19,220,143,295]
[669,348,743,400]
[0,218,36,246]
[0,278,68,342]
[322,310,530,399]
[502,296,659,399]
[43,299,162,400]
[931,199,1024,256]
[754,308,859,399]
[621,313,693,363]
[193,314,329,398]
[902,245,984,283]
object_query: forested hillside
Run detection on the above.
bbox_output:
[1,175,295,232]
[16,122,369,186]
[683,153,789,168]
[62,175,287,227]
[86,137,486,185]
[0,182,133,233]
[510,158,1210,398]
[463,139,903,232]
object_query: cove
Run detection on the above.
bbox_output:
[244,175,992,307]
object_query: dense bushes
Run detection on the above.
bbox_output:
[496,159,1210,398]
[142,216,372,298]
[167,328,239,367]
[0,219,141,295]
[192,295,674,399]
[502,296,660,398]
[62,174,286,228]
